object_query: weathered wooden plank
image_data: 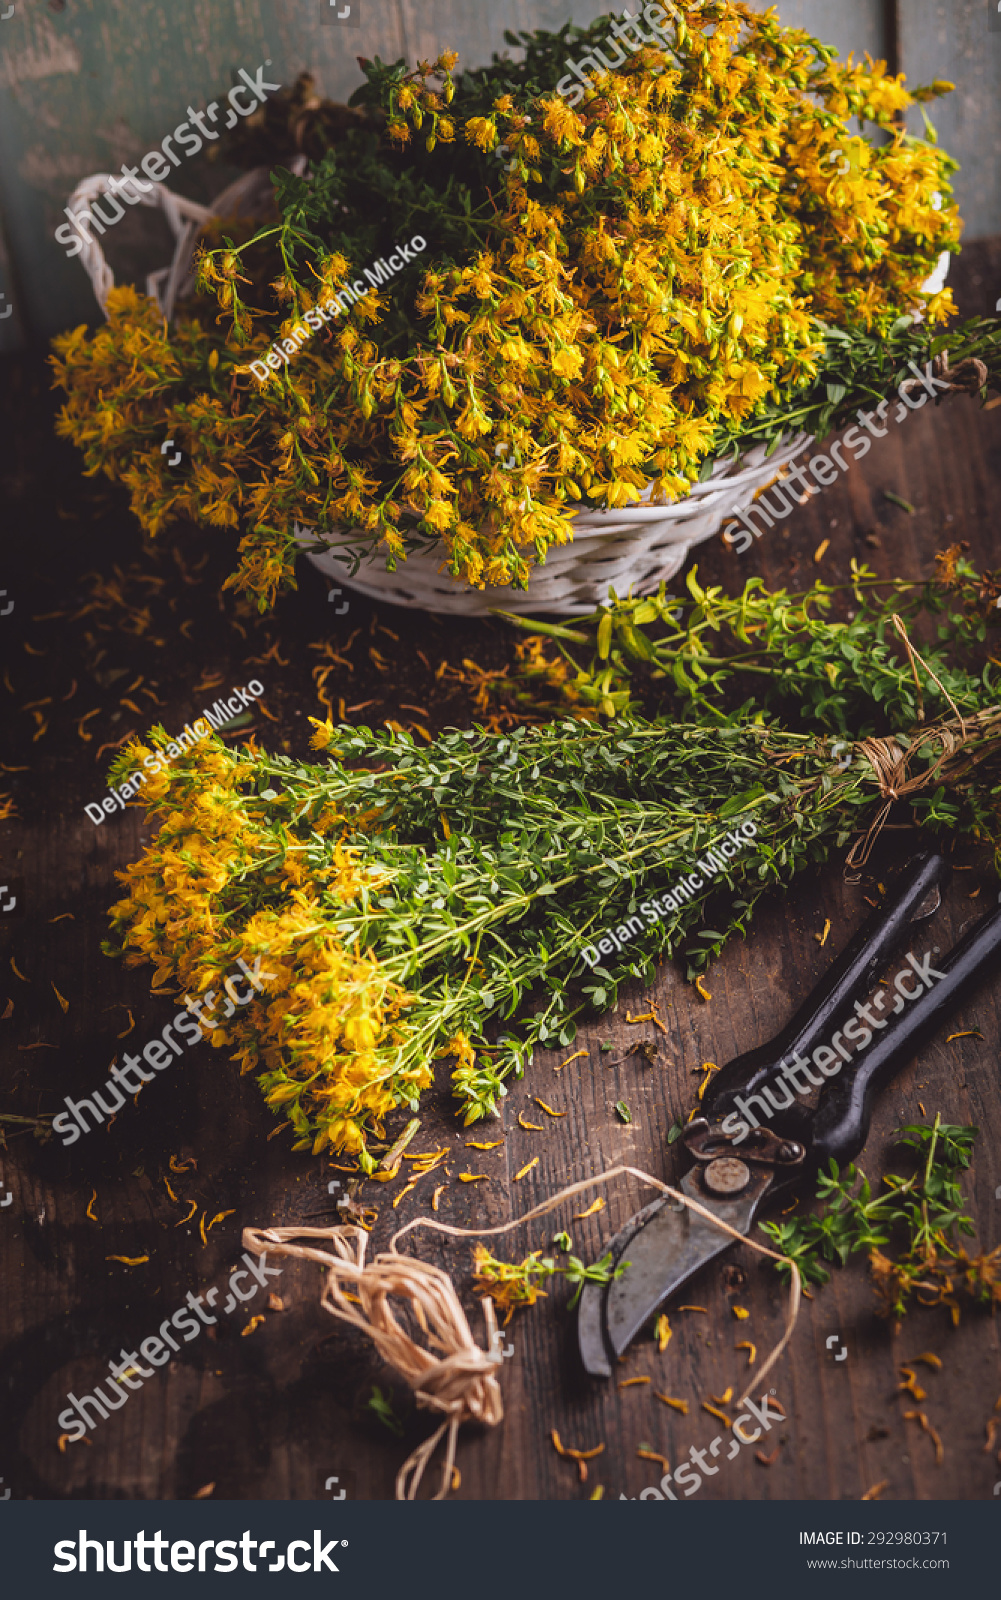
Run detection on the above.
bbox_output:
[898,1,1001,247]
[0,229,999,1502]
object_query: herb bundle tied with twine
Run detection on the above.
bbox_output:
[103,557,1001,1168]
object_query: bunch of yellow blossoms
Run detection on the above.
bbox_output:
[52,3,959,608]
[105,729,424,1162]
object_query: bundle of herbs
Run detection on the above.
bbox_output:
[103,557,1001,1169]
[51,3,971,610]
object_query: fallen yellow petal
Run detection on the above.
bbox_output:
[861,1480,890,1501]
[702,1402,732,1428]
[459,1173,489,1183]
[534,1098,565,1117]
[555,1049,588,1072]
[732,1305,750,1319]
[518,1112,544,1131]
[694,975,711,1003]
[905,1351,943,1371]
[514,1156,539,1181]
[654,1393,688,1414]
[105,1255,148,1266]
[735,1340,757,1366]
[51,982,70,1013]
[574,1197,605,1219]
[240,1315,266,1337]
[655,1314,672,1352]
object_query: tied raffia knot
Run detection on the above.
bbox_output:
[847,727,962,868]
[898,349,988,404]
[930,350,988,397]
[242,1224,504,1502]
[842,614,974,868]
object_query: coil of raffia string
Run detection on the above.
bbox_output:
[244,1164,803,1499]
[242,1223,505,1500]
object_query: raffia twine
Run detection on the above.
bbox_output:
[897,348,988,404]
[245,1164,802,1500]
[844,614,1001,867]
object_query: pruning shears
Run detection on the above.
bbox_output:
[579,850,1001,1375]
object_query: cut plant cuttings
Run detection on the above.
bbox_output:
[759,1115,1001,1325]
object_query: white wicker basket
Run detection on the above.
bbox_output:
[66,163,946,616]
[295,431,813,616]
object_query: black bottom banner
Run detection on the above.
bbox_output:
[0,1499,995,1596]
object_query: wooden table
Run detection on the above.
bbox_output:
[1,239,1000,1503]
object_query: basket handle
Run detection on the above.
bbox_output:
[65,155,308,323]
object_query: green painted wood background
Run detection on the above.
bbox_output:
[0,0,996,353]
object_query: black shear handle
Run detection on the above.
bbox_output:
[705,850,948,1119]
[811,897,1001,1169]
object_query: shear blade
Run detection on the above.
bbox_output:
[579,1169,770,1374]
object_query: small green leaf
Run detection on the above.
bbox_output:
[615,1100,632,1124]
